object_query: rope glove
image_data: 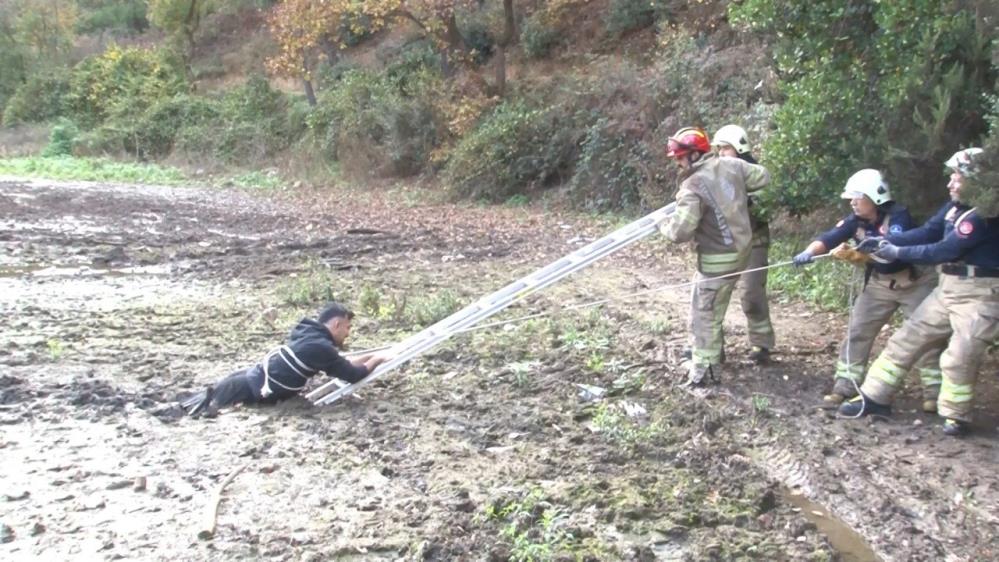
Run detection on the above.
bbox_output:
[871,241,900,263]
[855,236,884,254]
[830,243,871,266]
[793,249,815,267]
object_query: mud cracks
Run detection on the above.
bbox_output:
[1,178,997,561]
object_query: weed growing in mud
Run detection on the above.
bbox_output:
[752,394,771,416]
[406,290,462,327]
[641,315,672,335]
[590,402,663,448]
[507,360,540,387]
[276,262,337,306]
[47,338,64,361]
[585,350,606,373]
[482,488,573,562]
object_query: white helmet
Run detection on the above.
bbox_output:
[711,124,751,154]
[945,147,983,176]
[841,169,892,206]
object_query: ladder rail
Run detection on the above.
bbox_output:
[306,203,676,405]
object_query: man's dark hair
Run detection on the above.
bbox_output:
[318,302,355,323]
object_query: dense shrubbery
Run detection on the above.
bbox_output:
[307,52,442,179]
[80,75,305,162]
[2,70,71,126]
[520,14,560,59]
[730,0,998,216]
[66,44,187,127]
[443,100,578,201]
[605,0,667,37]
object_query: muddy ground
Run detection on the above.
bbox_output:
[1,177,997,561]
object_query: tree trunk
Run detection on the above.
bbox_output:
[303,78,317,107]
[494,0,516,97]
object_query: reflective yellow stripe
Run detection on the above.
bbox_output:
[918,368,942,386]
[672,209,698,226]
[693,348,722,365]
[700,252,743,273]
[940,380,974,403]
[748,319,773,333]
[836,361,865,381]
[869,355,905,387]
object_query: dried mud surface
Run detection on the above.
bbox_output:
[1,177,997,561]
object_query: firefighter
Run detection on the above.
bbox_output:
[712,125,775,364]
[793,169,942,411]
[659,126,770,385]
[841,148,999,436]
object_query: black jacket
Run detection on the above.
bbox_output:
[258,318,369,399]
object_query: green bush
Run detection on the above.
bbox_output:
[568,116,646,211]
[42,118,79,157]
[76,0,149,36]
[2,69,72,126]
[460,18,494,64]
[520,15,559,59]
[605,0,666,37]
[729,0,997,216]
[66,44,187,127]
[308,60,441,179]
[443,100,577,201]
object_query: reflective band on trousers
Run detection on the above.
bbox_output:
[868,355,905,387]
[835,360,865,381]
[918,368,942,386]
[940,379,974,403]
[700,252,743,274]
[260,345,316,398]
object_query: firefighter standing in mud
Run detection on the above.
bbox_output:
[658,126,770,385]
[840,148,999,436]
[184,302,390,417]
[711,125,775,364]
[792,169,943,412]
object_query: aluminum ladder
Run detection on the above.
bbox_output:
[306,202,676,406]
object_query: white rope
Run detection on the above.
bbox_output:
[841,264,868,418]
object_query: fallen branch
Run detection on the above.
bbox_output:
[198,462,250,540]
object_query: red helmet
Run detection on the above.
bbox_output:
[666,127,711,158]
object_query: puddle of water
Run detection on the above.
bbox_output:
[782,488,880,562]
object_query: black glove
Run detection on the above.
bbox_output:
[871,241,900,263]
[793,250,814,267]
[855,237,884,254]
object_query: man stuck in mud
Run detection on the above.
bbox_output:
[183,302,389,417]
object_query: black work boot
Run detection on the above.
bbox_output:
[837,392,891,417]
[823,377,859,406]
[748,346,770,365]
[942,418,969,437]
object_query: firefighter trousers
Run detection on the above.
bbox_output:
[860,274,999,422]
[739,240,775,350]
[690,268,742,370]
[836,269,942,399]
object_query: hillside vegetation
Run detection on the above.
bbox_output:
[2,0,998,217]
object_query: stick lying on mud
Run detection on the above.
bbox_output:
[198,462,250,540]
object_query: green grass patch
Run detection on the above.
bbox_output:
[0,156,186,184]
[768,237,857,312]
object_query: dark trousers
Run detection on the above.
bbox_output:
[212,366,270,408]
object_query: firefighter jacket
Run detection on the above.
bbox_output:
[660,153,770,275]
[816,202,915,275]
[888,201,999,269]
